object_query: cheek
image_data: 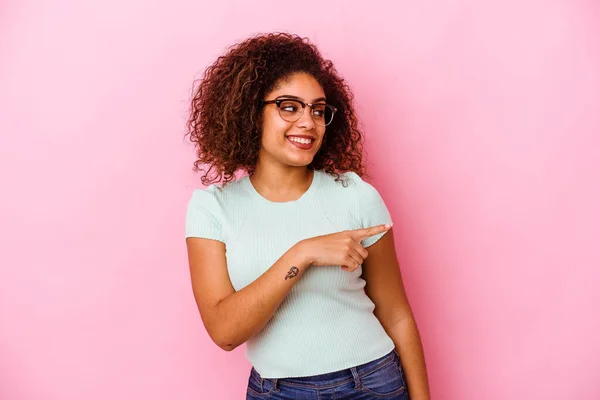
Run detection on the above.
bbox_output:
[316,128,326,142]
[261,116,290,143]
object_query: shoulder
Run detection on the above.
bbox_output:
[330,172,392,246]
[315,169,387,215]
[187,177,251,213]
[185,177,252,241]
[318,170,381,199]
[318,169,389,214]
[314,170,391,242]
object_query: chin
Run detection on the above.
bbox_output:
[282,149,320,167]
[285,158,314,167]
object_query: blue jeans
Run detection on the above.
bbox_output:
[246,350,409,399]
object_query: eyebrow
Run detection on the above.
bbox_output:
[275,95,327,103]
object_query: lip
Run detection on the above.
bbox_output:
[286,135,315,150]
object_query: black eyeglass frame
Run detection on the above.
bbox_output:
[262,98,338,126]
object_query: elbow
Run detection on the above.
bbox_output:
[207,327,241,352]
[214,336,240,352]
[203,304,242,351]
[217,342,238,352]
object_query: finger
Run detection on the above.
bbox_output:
[351,240,368,260]
[350,223,393,241]
[346,260,361,272]
[349,250,363,266]
[343,254,361,269]
[344,251,363,272]
[341,262,360,272]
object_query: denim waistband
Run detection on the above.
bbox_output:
[251,349,399,389]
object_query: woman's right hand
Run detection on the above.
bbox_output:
[295,224,392,272]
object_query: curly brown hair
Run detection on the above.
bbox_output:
[186,32,366,186]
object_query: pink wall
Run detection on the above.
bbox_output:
[1,1,599,399]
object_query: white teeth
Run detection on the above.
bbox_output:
[288,137,312,144]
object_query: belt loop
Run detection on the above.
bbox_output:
[351,367,361,390]
[271,378,280,392]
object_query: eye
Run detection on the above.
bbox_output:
[312,105,326,117]
[282,105,297,112]
[279,100,300,113]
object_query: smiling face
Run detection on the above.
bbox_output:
[259,72,327,168]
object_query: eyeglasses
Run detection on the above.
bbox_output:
[262,98,338,127]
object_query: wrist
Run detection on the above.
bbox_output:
[290,239,312,270]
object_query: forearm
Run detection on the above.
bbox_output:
[386,317,430,400]
[210,245,310,351]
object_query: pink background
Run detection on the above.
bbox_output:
[1,0,599,399]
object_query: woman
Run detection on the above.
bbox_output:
[185,33,430,399]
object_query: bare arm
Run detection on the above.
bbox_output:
[362,228,431,400]
[186,224,390,352]
[186,237,309,351]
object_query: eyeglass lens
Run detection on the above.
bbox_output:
[278,100,335,126]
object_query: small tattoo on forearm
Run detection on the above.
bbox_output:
[285,266,299,280]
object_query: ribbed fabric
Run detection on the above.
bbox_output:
[185,170,395,379]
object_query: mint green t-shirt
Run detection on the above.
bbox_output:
[185,170,395,379]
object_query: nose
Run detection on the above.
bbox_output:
[295,105,315,130]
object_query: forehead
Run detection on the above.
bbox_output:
[268,73,325,100]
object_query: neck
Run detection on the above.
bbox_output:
[250,159,314,202]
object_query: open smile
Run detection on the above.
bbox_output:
[286,135,315,150]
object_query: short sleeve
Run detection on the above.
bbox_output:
[353,175,393,248]
[185,189,225,243]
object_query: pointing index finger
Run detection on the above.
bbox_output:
[353,223,393,240]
